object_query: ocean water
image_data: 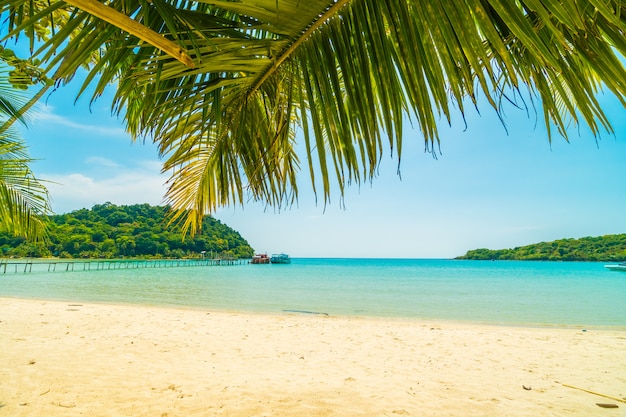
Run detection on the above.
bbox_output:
[1,258,625,327]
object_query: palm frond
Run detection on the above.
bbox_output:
[0,65,50,239]
[0,127,50,239]
[2,0,626,233]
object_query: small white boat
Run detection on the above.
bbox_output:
[604,262,626,272]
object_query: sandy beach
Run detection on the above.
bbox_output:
[1,297,625,416]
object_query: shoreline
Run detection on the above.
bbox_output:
[2,297,625,416]
[2,294,625,331]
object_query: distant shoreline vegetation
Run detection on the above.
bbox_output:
[456,234,626,262]
[0,203,254,259]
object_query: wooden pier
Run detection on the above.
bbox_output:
[0,258,246,274]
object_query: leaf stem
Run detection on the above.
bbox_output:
[247,0,351,98]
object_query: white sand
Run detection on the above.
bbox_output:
[1,297,625,416]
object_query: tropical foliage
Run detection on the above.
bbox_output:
[0,61,50,239]
[456,234,626,262]
[0,202,254,259]
[2,1,626,233]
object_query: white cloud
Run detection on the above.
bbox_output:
[32,106,128,138]
[43,167,168,214]
[85,157,121,168]
[136,159,163,172]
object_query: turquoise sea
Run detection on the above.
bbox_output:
[1,258,625,327]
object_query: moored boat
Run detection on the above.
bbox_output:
[251,254,270,264]
[604,262,626,272]
[270,253,291,264]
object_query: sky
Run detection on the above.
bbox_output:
[14,77,626,259]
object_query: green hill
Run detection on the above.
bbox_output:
[0,202,254,259]
[456,234,626,261]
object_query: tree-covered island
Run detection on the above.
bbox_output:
[0,203,254,259]
[456,234,626,262]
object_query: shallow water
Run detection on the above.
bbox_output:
[1,258,624,326]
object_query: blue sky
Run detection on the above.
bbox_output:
[16,77,626,258]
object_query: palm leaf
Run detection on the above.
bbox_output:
[2,0,626,233]
[0,127,50,239]
[0,65,50,239]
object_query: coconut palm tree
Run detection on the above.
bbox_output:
[2,0,626,233]
[0,63,50,239]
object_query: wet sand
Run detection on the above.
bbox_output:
[1,297,625,416]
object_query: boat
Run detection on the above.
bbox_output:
[251,254,270,264]
[604,262,626,272]
[270,253,291,264]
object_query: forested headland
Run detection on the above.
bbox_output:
[0,203,254,259]
[456,234,626,262]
